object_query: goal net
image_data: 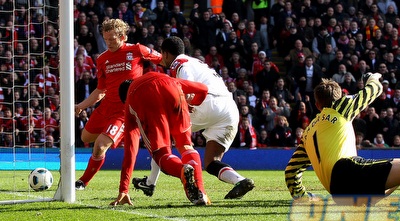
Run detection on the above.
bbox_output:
[0,1,75,204]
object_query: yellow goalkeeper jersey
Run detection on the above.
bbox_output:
[285,77,383,198]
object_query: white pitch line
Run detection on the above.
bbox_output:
[2,191,188,221]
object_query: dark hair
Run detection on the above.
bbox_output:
[161,36,185,55]
[119,79,133,104]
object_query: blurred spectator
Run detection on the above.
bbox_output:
[133,1,156,29]
[238,117,257,150]
[168,5,187,30]
[204,46,224,68]
[340,72,358,95]
[254,89,270,131]
[312,26,337,59]
[221,30,246,65]
[0,107,15,133]
[255,60,280,94]
[190,6,223,54]
[246,85,257,109]
[45,134,57,148]
[271,77,295,105]
[225,51,247,79]
[389,89,400,114]
[282,28,308,62]
[137,27,156,46]
[289,95,313,131]
[74,12,94,38]
[332,64,356,84]
[114,2,134,26]
[355,131,373,150]
[241,21,263,58]
[382,107,399,147]
[76,25,98,55]
[392,135,400,148]
[74,54,94,81]
[327,50,350,79]
[193,134,206,147]
[263,96,291,133]
[153,0,169,33]
[316,44,336,75]
[257,129,268,148]
[75,109,90,148]
[269,116,293,147]
[0,133,13,147]
[373,133,390,148]
[37,107,59,137]
[363,106,385,142]
[34,65,58,95]
[371,90,391,116]
[75,71,97,104]
[143,61,165,74]
[294,56,323,104]
[292,127,303,147]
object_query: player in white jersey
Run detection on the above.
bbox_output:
[133,36,255,199]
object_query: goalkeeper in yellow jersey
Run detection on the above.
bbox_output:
[285,72,400,203]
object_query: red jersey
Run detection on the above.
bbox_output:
[120,72,208,193]
[95,43,162,108]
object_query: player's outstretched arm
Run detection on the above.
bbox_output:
[333,72,383,121]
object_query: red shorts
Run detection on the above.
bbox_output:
[84,104,125,148]
[126,77,192,153]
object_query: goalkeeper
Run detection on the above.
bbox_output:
[285,73,400,203]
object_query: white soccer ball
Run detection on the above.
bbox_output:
[28,168,53,191]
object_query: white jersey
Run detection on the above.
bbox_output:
[170,54,239,150]
[170,54,231,97]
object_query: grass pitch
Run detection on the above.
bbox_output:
[1,170,398,220]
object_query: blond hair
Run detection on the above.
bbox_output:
[314,78,342,108]
[102,19,129,39]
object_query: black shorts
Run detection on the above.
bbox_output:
[330,156,393,196]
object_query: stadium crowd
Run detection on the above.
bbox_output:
[1,0,400,149]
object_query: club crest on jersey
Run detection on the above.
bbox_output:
[126,52,133,61]
[170,58,188,77]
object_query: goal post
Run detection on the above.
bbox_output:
[0,0,75,204]
[54,0,75,203]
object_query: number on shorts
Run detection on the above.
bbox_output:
[106,125,119,136]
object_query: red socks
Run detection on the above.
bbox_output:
[79,155,105,186]
[181,149,205,192]
[157,154,183,178]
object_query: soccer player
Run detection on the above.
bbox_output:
[285,73,400,204]
[110,72,210,206]
[133,36,255,199]
[74,19,162,190]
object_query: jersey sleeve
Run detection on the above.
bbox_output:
[170,58,191,79]
[285,143,312,199]
[332,75,383,121]
[137,44,162,64]
[177,78,208,106]
[119,110,140,194]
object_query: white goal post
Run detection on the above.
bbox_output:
[54,0,75,203]
[0,1,75,204]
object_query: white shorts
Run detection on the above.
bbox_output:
[190,94,239,152]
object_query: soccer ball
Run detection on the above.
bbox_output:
[28,168,53,191]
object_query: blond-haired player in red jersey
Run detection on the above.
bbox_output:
[110,72,211,206]
[74,19,162,190]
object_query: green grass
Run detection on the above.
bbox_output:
[1,170,399,221]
